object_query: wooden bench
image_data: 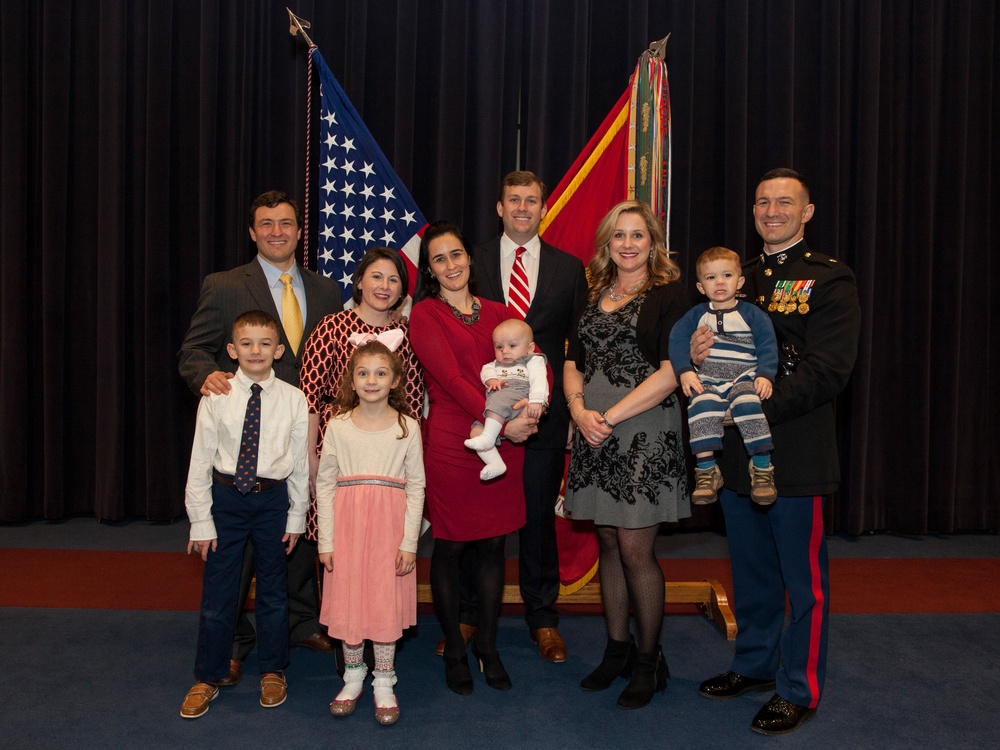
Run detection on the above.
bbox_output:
[416,579,737,640]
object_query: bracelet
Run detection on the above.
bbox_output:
[600,411,616,429]
[565,391,584,407]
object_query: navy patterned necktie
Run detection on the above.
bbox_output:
[235,383,262,494]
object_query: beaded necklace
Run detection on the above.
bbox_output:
[439,295,481,325]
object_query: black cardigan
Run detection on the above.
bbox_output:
[568,281,690,371]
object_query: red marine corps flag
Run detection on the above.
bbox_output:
[540,37,673,594]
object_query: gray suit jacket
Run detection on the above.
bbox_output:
[178,258,343,393]
[472,236,588,450]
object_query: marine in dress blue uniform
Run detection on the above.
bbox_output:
[698,170,861,736]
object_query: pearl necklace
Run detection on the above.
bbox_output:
[606,275,648,302]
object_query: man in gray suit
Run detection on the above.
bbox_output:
[469,171,588,662]
[179,190,343,684]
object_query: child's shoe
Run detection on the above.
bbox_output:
[259,671,287,708]
[691,464,723,504]
[748,462,777,506]
[372,669,400,725]
[330,663,367,717]
[180,681,218,719]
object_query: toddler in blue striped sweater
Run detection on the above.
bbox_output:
[668,247,778,505]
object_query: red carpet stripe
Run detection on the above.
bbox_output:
[2,549,999,613]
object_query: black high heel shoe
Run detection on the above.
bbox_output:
[471,643,512,691]
[616,646,669,710]
[444,654,473,695]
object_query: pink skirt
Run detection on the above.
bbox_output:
[319,474,417,644]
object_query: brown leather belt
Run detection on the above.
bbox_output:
[213,469,285,493]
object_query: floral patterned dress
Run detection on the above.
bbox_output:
[565,294,689,528]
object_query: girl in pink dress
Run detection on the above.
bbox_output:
[315,339,425,726]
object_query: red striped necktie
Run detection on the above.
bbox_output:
[507,247,531,319]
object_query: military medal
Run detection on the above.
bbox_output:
[796,280,815,314]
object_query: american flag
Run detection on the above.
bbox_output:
[311,48,427,296]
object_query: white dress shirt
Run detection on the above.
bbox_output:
[185,368,309,540]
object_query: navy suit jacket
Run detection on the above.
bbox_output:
[178,258,343,394]
[472,237,588,450]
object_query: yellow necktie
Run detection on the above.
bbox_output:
[279,273,303,355]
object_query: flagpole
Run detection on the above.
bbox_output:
[288,8,317,267]
[648,33,670,58]
[287,8,315,49]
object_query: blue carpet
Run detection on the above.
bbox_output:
[4,609,998,749]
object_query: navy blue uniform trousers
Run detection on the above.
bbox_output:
[720,488,828,709]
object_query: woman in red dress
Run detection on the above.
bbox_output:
[409,221,538,695]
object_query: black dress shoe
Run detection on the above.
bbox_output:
[750,694,816,735]
[296,631,335,653]
[698,670,776,699]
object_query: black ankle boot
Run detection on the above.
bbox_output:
[616,646,668,709]
[580,637,636,691]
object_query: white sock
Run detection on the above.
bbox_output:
[372,669,398,709]
[464,418,503,451]
[334,664,367,702]
[478,447,507,480]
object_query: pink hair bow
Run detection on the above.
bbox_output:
[347,329,405,352]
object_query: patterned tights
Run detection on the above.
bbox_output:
[596,524,664,653]
[342,641,396,673]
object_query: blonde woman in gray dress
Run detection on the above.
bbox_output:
[564,200,690,710]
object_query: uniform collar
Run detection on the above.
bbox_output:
[759,239,808,271]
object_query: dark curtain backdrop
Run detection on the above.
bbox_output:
[1,1,996,534]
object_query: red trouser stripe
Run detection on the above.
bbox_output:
[805,495,825,708]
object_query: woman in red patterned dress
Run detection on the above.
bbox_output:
[300,247,424,539]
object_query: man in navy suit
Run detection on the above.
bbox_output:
[466,171,588,662]
[179,190,343,684]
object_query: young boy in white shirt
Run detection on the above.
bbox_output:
[180,310,309,719]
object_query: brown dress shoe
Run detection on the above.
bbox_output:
[531,627,567,663]
[180,682,219,719]
[434,623,478,657]
[217,658,242,687]
[296,631,335,653]
[260,672,287,708]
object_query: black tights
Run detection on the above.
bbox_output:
[431,535,506,657]
[596,524,664,653]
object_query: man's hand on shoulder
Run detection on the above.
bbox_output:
[201,371,235,397]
